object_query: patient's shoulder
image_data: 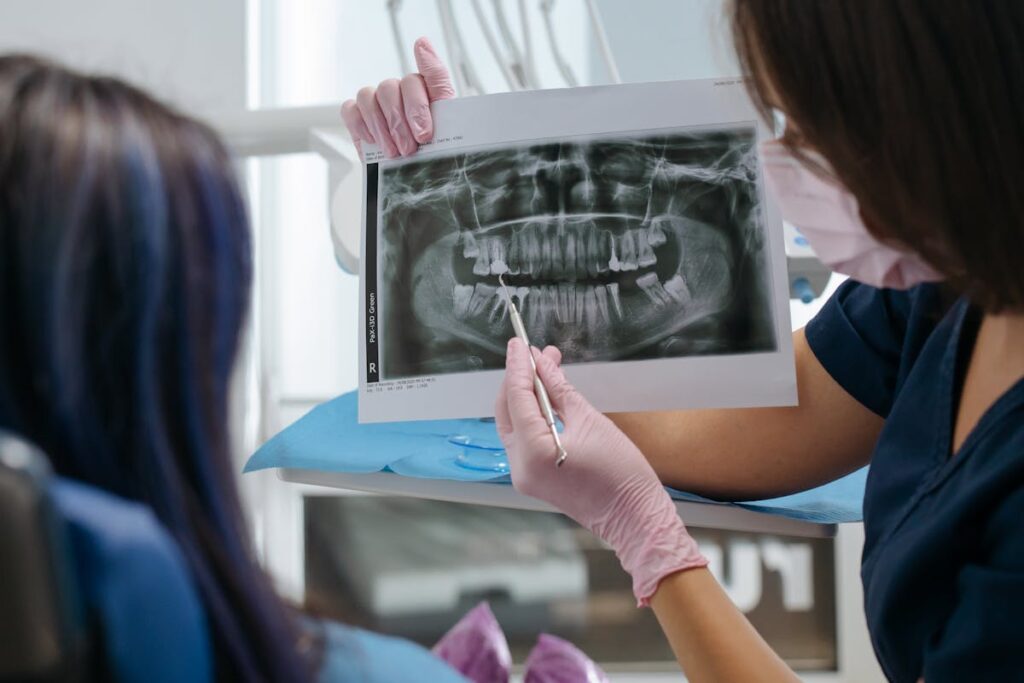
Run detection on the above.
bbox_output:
[314,619,469,683]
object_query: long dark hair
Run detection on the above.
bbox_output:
[0,55,315,681]
[731,1,1024,312]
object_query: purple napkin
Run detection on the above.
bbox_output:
[524,634,609,683]
[433,602,512,683]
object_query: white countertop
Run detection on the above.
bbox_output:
[279,469,835,539]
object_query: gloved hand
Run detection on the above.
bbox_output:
[495,339,708,606]
[340,36,455,159]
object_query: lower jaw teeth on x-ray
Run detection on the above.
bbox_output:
[377,127,776,379]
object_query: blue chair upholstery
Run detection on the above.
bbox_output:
[51,480,213,683]
[0,434,212,683]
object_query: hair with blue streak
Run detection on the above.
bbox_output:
[0,55,316,681]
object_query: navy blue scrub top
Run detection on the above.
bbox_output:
[806,281,1024,682]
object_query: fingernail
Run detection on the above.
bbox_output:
[415,38,434,57]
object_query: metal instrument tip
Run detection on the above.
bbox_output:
[498,273,515,304]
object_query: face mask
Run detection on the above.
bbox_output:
[759,139,943,290]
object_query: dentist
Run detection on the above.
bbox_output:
[344,3,1024,680]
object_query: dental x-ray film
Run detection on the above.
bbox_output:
[359,79,796,422]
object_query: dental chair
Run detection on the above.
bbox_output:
[0,433,212,683]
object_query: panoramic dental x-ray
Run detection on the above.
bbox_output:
[359,80,795,422]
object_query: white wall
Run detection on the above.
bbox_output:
[593,0,738,83]
[0,0,246,111]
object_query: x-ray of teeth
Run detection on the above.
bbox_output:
[373,126,776,379]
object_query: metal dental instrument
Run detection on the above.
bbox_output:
[498,274,568,467]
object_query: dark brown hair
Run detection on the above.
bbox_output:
[0,55,316,680]
[731,1,1024,311]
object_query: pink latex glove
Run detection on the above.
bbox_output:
[495,338,708,606]
[340,36,455,159]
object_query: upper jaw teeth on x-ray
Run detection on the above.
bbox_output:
[378,128,776,379]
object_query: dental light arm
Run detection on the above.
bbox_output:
[207,106,362,273]
[387,0,412,75]
[211,105,343,157]
[539,0,578,88]
[491,0,531,89]
[584,0,621,84]
[517,0,540,89]
[311,128,363,274]
[470,0,522,91]
[437,0,486,96]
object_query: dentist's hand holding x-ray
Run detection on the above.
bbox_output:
[341,37,454,159]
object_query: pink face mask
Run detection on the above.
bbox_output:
[759,140,944,290]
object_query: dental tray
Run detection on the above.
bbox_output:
[244,391,867,525]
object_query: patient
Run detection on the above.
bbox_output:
[0,55,467,682]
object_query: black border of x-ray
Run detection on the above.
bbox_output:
[365,163,380,383]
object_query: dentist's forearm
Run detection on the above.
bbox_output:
[650,567,800,683]
[609,329,884,500]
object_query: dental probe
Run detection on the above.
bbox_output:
[498,274,569,467]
